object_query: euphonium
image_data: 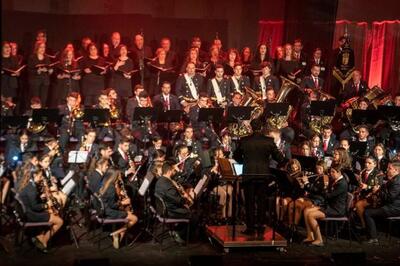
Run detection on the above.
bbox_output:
[27,118,46,134]
[267,105,293,130]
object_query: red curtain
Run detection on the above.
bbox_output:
[369,21,400,95]
[259,20,400,95]
[258,20,284,58]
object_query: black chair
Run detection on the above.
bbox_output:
[89,193,128,249]
[13,194,53,247]
[153,194,190,250]
[386,216,400,243]
[321,192,354,245]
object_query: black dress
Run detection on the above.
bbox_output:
[19,181,50,222]
[79,56,106,106]
[52,61,81,106]
[110,58,134,99]
[27,54,51,105]
[100,182,128,219]
[148,60,176,96]
[1,55,19,97]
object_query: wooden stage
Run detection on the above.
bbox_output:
[206,225,287,252]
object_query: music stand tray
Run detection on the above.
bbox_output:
[32,109,61,124]
[198,108,224,123]
[68,151,89,164]
[226,106,253,123]
[83,108,110,125]
[156,110,183,123]
[264,103,290,117]
[310,101,336,117]
[1,116,29,129]
[132,107,157,123]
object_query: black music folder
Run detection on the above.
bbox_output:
[226,106,254,123]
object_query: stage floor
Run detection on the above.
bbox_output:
[206,225,287,251]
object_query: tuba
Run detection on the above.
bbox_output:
[27,118,46,134]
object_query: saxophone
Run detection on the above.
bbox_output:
[116,174,133,212]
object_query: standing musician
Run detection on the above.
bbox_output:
[353,156,384,231]
[300,64,324,95]
[155,161,193,244]
[254,62,279,96]
[97,168,138,249]
[58,92,85,152]
[175,62,204,113]
[111,137,136,179]
[129,33,153,87]
[364,160,400,244]
[228,63,251,96]
[18,168,64,253]
[125,84,145,122]
[207,64,230,107]
[303,164,348,247]
[233,118,286,235]
[93,90,115,141]
[289,160,329,226]
[147,48,176,97]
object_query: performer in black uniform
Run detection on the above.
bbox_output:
[1,41,20,101]
[175,62,204,111]
[97,168,138,249]
[111,45,134,107]
[27,41,53,106]
[207,64,231,107]
[18,168,64,253]
[253,61,280,96]
[234,118,286,235]
[79,43,107,106]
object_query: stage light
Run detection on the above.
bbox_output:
[12,155,19,161]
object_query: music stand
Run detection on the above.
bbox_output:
[198,108,224,123]
[32,109,60,124]
[350,141,368,158]
[292,154,318,172]
[377,105,400,121]
[265,103,290,117]
[156,110,183,123]
[83,108,110,127]
[132,107,157,123]
[226,106,253,123]
[351,110,380,126]
[310,100,336,117]
[1,116,29,129]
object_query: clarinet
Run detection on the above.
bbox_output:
[117,175,133,212]
[40,177,61,214]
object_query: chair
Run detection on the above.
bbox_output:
[321,192,354,245]
[386,216,400,243]
[89,193,128,248]
[13,194,53,247]
[153,194,190,250]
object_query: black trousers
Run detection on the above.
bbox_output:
[364,207,387,239]
[243,179,268,230]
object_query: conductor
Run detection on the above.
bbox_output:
[234,119,286,235]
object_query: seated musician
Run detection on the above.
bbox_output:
[173,126,202,156]
[372,143,389,174]
[39,153,67,207]
[298,141,312,157]
[300,64,324,95]
[87,158,109,194]
[320,125,338,156]
[111,137,136,178]
[131,91,158,143]
[351,125,376,169]
[173,144,201,189]
[206,64,230,107]
[155,161,193,244]
[76,128,99,160]
[228,91,243,107]
[209,147,233,222]
[364,160,400,245]
[94,90,115,141]
[18,168,64,253]
[303,164,348,246]
[354,156,384,231]
[309,133,324,158]
[265,87,277,104]
[42,138,65,180]
[276,159,304,223]
[97,168,138,249]
[220,130,236,159]
[13,152,39,190]
[58,92,85,152]
[339,98,371,141]
[147,135,167,162]
[24,96,50,141]
[5,129,38,169]
[290,160,329,225]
